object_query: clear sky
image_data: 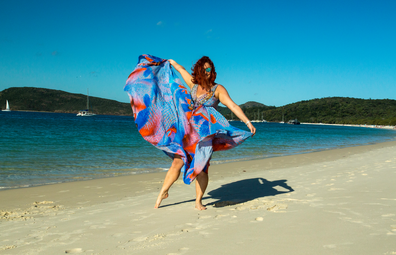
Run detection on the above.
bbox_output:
[1,0,395,107]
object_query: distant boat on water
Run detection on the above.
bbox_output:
[2,100,11,112]
[77,89,96,117]
[288,119,300,125]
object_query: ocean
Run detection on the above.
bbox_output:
[1,111,395,190]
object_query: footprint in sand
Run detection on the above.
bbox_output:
[198,215,211,219]
[33,201,54,205]
[77,201,90,205]
[199,231,211,236]
[65,248,83,253]
[132,236,148,242]
[0,245,16,251]
[215,214,228,219]
[89,225,106,230]
[329,188,345,191]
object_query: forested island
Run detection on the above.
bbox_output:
[0,87,132,116]
[1,87,396,125]
[219,98,396,126]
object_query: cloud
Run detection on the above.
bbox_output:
[51,51,59,56]
[157,21,163,26]
[205,29,213,39]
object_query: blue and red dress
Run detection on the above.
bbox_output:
[124,54,252,184]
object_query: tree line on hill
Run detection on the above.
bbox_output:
[1,87,396,125]
[0,87,132,115]
[217,97,396,126]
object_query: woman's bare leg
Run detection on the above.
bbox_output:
[154,155,184,208]
[195,171,208,210]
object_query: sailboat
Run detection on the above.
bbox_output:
[280,108,285,123]
[2,100,11,112]
[76,89,96,116]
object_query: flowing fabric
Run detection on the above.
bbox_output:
[124,54,252,184]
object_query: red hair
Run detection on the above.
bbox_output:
[191,56,217,91]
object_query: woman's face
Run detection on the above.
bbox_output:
[204,62,211,79]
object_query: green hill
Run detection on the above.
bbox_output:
[1,87,396,125]
[0,87,132,115]
[218,97,396,126]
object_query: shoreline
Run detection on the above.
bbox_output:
[1,140,396,254]
[1,110,132,116]
[2,135,396,191]
[1,140,395,210]
[301,122,396,130]
[4,111,395,128]
[238,119,396,130]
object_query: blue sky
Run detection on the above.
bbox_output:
[1,0,395,107]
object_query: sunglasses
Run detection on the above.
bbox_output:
[205,67,211,72]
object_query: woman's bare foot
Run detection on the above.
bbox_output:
[154,191,169,208]
[195,201,207,210]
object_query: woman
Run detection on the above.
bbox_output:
[124,55,255,210]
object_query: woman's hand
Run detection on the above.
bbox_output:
[166,59,194,89]
[246,122,256,136]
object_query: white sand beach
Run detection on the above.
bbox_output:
[1,141,396,254]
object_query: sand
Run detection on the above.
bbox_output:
[1,141,396,254]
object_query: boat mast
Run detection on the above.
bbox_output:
[87,89,89,110]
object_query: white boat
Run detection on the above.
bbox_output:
[77,89,96,116]
[2,100,11,111]
[77,109,96,116]
[287,119,300,125]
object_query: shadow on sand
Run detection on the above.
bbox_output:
[160,177,294,208]
[206,178,294,207]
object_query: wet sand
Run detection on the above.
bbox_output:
[1,141,396,254]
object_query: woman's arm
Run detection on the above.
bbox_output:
[216,85,256,135]
[168,59,194,89]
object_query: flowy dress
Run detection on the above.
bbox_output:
[124,54,253,184]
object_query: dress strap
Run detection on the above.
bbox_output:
[191,84,198,99]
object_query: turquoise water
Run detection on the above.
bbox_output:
[1,111,395,189]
